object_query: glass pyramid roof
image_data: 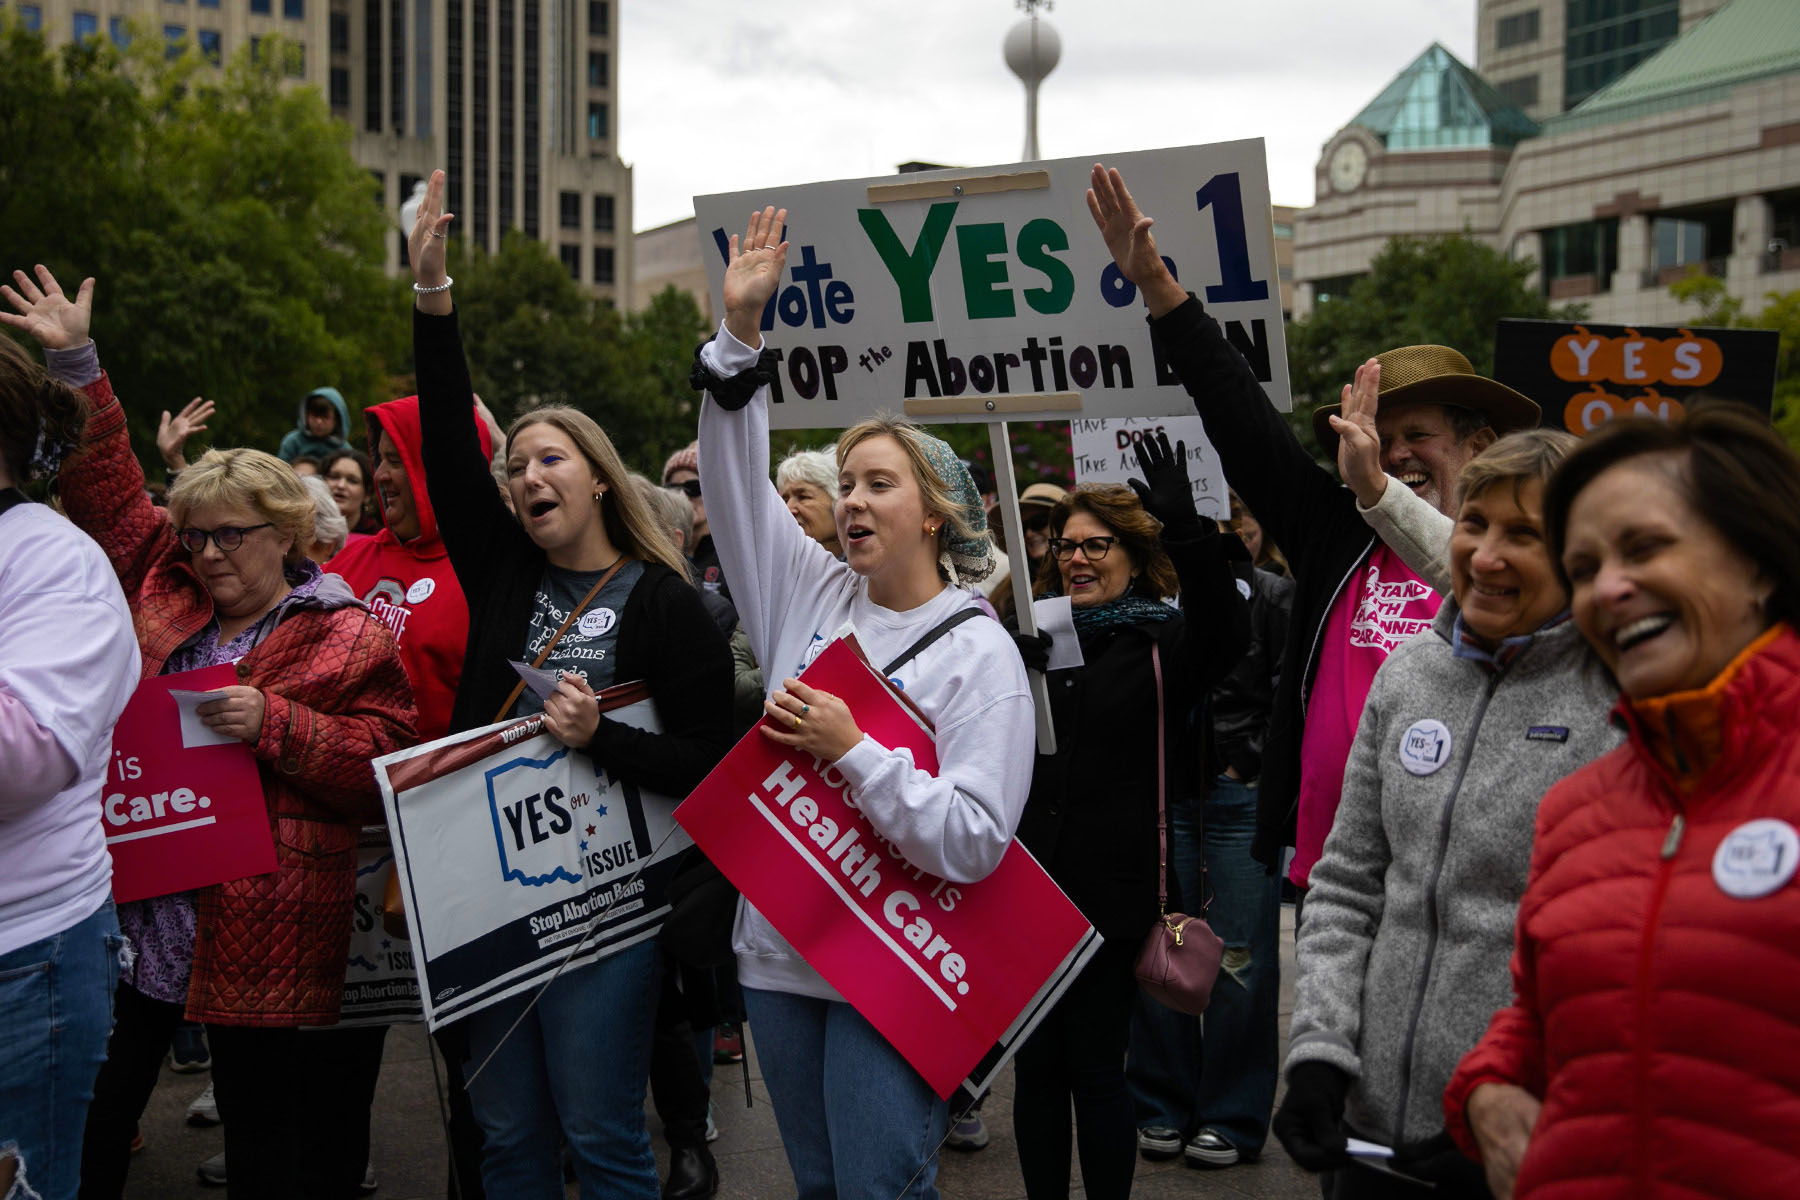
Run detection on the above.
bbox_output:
[1351,43,1540,150]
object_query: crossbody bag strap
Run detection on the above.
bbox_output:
[1152,640,1168,914]
[880,606,984,677]
[492,556,629,723]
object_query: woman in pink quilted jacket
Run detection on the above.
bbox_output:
[1445,404,1800,1200]
[3,266,417,1200]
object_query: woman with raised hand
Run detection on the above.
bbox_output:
[406,169,733,1199]
[1011,431,1248,1200]
[695,206,1035,1199]
[1272,430,1620,1200]
[1445,406,1800,1200]
[2,265,417,1200]
[0,293,140,1200]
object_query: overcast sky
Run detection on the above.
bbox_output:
[619,0,1478,233]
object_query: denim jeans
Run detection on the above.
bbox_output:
[742,986,947,1200]
[1128,776,1282,1156]
[0,901,122,1200]
[462,939,662,1199]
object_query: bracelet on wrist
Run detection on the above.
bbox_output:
[413,276,454,294]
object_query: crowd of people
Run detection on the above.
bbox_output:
[1,157,1796,1200]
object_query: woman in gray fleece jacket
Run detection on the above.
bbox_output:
[1273,428,1621,1199]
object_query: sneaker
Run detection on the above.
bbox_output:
[169,1023,211,1073]
[186,1082,220,1126]
[712,1024,744,1065]
[360,1158,378,1194]
[1183,1129,1240,1167]
[945,1111,990,1151]
[704,1103,719,1144]
[1136,1125,1182,1161]
[197,1152,227,1187]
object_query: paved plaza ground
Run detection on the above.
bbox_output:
[123,908,1319,1199]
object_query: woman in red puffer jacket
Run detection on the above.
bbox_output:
[1444,404,1800,1200]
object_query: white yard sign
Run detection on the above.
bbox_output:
[693,141,1291,430]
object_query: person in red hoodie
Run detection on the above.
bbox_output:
[1445,405,1800,1200]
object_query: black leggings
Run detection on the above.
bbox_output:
[79,983,183,1200]
[1011,939,1139,1200]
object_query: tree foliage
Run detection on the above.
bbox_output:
[0,25,408,460]
[1284,233,1585,457]
[1670,272,1800,446]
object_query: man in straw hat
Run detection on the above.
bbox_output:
[1086,162,1540,929]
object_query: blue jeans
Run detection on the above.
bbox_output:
[1128,776,1282,1156]
[742,986,947,1200]
[462,939,662,1199]
[0,901,122,1200]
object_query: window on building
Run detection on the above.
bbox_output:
[1496,74,1539,109]
[559,244,581,280]
[1652,206,1733,277]
[1565,0,1679,108]
[364,0,381,131]
[164,23,184,57]
[587,49,607,88]
[1496,9,1538,48]
[1311,273,1364,304]
[587,101,607,140]
[282,0,302,19]
[592,246,614,285]
[593,193,614,233]
[72,10,98,39]
[198,27,221,60]
[18,6,44,31]
[108,15,129,45]
[198,0,220,9]
[587,0,606,36]
[330,65,350,107]
[1771,190,1800,266]
[559,191,581,229]
[1540,217,1619,294]
[1272,222,1294,239]
[250,0,270,14]
[329,10,348,52]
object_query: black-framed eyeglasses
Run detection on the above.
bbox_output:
[665,479,701,499]
[1048,535,1120,562]
[176,524,273,554]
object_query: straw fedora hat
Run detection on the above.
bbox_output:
[986,481,1068,523]
[1311,344,1539,455]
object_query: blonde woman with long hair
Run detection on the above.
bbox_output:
[407,170,734,1198]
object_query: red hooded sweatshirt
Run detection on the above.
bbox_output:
[329,396,493,741]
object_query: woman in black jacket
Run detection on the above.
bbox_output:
[1011,431,1249,1200]
[406,169,733,1199]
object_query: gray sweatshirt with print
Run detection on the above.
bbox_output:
[1285,603,1620,1143]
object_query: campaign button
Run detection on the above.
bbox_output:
[1712,818,1799,899]
[406,577,436,604]
[578,608,617,638]
[1398,719,1452,776]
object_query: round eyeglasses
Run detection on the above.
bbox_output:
[176,523,274,554]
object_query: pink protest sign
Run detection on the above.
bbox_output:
[104,664,276,903]
[676,638,1098,1099]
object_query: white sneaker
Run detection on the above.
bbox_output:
[186,1082,220,1126]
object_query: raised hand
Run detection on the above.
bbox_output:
[1328,357,1386,507]
[157,397,215,472]
[0,265,94,350]
[1127,428,1202,536]
[1085,164,1184,316]
[722,206,789,348]
[408,169,454,313]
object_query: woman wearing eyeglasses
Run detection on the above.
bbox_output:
[1010,431,1248,1200]
[3,266,418,1200]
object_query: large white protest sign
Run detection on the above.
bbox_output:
[331,829,422,1027]
[693,141,1291,430]
[374,686,688,1028]
[1071,416,1229,521]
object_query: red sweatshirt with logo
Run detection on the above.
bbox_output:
[329,396,492,741]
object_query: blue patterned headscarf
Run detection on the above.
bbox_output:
[914,432,996,586]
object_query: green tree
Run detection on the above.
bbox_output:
[0,25,406,462]
[1670,272,1800,445]
[1285,232,1585,457]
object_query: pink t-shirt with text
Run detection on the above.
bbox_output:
[1290,544,1440,887]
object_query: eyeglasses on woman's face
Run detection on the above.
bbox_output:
[665,479,701,499]
[176,523,274,554]
[1048,535,1121,562]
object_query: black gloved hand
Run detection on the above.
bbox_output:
[1010,628,1052,674]
[1272,1061,1353,1172]
[1391,1131,1493,1194]
[1126,428,1203,538]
